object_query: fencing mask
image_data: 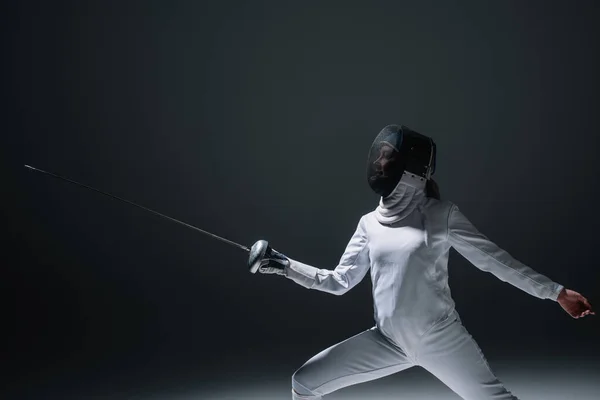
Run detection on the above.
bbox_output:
[367,125,436,198]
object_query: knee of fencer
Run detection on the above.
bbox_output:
[291,388,321,400]
[291,368,320,397]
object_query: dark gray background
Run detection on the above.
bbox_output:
[3,1,599,399]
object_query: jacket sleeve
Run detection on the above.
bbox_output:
[447,203,564,301]
[283,216,371,295]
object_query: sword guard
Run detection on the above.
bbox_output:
[248,239,269,274]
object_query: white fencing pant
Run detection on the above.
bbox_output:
[292,311,518,400]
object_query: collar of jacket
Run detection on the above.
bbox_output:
[375,172,427,224]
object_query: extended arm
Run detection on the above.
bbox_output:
[283,216,371,295]
[447,204,564,301]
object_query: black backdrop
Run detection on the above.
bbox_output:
[3,1,599,398]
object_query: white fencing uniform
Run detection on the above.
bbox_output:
[284,178,564,400]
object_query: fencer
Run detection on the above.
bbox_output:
[254,125,595,400]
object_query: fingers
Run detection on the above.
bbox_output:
[581,309,595,317]
[579,296,595,317]
[582,297,594,311]
[568,305,591,319]
[576,304,595,318]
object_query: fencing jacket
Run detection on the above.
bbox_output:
[284,177,564,349]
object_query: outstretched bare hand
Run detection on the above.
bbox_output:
[557,288,595,319]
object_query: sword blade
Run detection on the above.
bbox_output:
[24,164,250,252]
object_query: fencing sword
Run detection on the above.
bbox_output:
[24,165,269,273]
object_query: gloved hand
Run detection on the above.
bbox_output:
[258,246,290,275]
[248,240,290,275]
